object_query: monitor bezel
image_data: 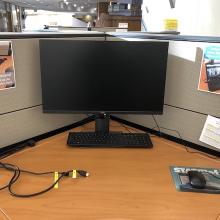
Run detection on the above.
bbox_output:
[42,109,164,114]
[40,40,168,115]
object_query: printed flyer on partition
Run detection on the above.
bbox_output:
[198,45,220,95]
[0,41,16,90]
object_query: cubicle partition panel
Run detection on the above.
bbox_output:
[0,32,219,153]
[107,35,220,152]
[0,33,105,149]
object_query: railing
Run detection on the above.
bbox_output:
[47,26,128,32]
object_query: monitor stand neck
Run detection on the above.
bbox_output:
[95,113,110,133]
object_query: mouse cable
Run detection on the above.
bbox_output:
[151,115,219,160]
[0,162,89,198]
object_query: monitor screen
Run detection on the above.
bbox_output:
[40,40,169,114]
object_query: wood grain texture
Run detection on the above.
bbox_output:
[1,121,220,220]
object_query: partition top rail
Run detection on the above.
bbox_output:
[1,31,220,43]
[0,32,106,39]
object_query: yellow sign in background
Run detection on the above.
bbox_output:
[164,19,178,31]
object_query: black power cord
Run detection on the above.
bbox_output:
[151,115,219,160]
[0,162,89,198]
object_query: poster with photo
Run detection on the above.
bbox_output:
[198,45,220,95]
[0,41,16,90]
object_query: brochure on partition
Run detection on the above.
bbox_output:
[170,166,220,194]
[0,41,16,91]
[199,115,220,150]
[198,44,220,95]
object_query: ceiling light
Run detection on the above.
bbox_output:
[73,4,77,7]
[81,6,84,9]
[90,7,97,13]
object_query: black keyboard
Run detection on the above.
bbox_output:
[67,132,153,148]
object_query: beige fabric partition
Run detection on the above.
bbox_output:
[108,37,220,152]
[1,33,219,153]
[0,35,105,149]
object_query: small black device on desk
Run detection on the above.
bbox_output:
[179,170,220,192]
[187,170,206,189]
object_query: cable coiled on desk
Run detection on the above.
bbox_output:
[0,162,89,198]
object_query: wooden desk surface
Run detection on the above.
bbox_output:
[1,121,220,220]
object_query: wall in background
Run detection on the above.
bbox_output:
[142,0,220,36]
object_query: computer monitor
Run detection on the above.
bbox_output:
[39,40,169,133]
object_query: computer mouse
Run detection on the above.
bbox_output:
[187,171,206,189]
